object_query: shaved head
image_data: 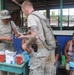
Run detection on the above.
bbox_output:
[21,1,33,9]
[21,1,34,16]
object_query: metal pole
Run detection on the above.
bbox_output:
[0,0,1,11]
[1,0,5,10]
[60,0,63,30]
[20,11,23,27]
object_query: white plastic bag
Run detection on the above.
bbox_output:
[5,50,16,64]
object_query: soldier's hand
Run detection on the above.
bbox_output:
[5,37,12,41]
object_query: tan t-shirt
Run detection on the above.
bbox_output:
[0,20,16,51]
[27,11,46,41]
[0,20,16,37]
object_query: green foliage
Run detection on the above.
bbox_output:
[51,11,56,17]
[43,10,46,16]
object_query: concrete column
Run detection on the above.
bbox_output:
[0,0,1,11]
[60,0,63,30]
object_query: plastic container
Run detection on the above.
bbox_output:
[16,54,23,65]
[0,51,5,62]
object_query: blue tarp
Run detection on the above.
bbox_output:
[57,35,72,54]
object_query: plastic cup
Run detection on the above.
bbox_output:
[0,51,5,62]
[0,54,5,62]
[16,54,23,65]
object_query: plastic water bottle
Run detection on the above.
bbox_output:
[61,55,66,66]
[66,63,70,70]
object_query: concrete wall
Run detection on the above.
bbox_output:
[53,30,74,35]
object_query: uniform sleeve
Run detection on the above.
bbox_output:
[27,15,37,27]
[10,21,16,28]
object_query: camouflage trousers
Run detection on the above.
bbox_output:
[0,41,15,51]
[29,50,56,75]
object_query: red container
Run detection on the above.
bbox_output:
[16,55,23,65]
[0,54,5,62]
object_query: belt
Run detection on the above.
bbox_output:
[38,45,45,49]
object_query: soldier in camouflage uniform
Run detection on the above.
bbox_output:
[0,10,19,75]
[20,1,56,75]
